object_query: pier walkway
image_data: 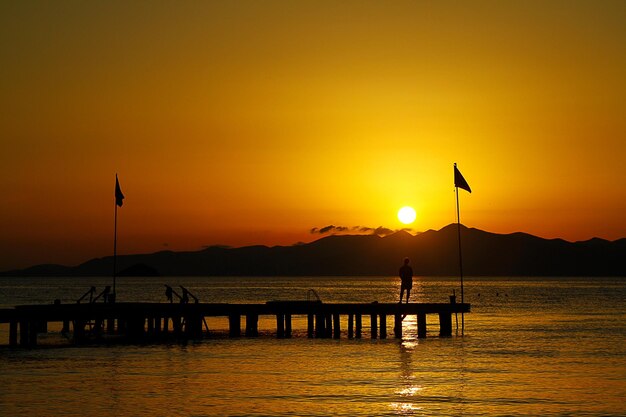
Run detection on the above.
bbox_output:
[0,300,470,347]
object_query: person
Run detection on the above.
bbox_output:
[180,287,189,304]
[399,257,413,303]
[165,285,174,303]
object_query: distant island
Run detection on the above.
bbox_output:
[2,224,625,277]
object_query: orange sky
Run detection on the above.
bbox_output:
[1,1,625,270]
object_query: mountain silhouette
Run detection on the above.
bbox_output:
[2,224,624,277]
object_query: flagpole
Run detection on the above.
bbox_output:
[112,173,125,304]
[455,163,465,334]
[113,191,118,299]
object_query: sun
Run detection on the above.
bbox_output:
[397,206,416,225]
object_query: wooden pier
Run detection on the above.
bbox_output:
[0,300,470,347]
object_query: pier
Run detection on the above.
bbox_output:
[0,300,470,347]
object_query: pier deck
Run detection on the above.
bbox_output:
[0,301,470,347]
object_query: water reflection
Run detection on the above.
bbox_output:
[390,340,424,415]
[390,402,424,413]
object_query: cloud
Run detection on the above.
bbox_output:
[373,227,395,236]
[310,225,414,236]
[202,244,232,249]
[311,225,350,234]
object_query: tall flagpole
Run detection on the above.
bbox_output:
[453,163,471,334]
[454,163,465,334]
[456,186,465,333]
[113,184,118,299]
[113,173,124,302]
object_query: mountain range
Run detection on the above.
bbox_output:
[2,224,625,277]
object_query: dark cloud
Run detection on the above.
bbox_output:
[319,225,335,234]
[312,225,350,234]
[202,244,232,249]
[373,227,395,236]
[310,225,414,236]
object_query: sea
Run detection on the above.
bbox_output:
[0,276,624,417]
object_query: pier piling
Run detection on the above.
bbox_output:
[417,314,427,338]
[246,314,259,337]
[371,314,378,339]
[333,314,340,339]
[439,312,452,337]
[9,320,17,346]
[380,315,387,339]
[285,314,292,338]
[229,314,241,337]
[394,314,402,339]
[348,314,354,339]
[276,314,285,338]
[307,314,314,338]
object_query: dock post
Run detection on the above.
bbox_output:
[315,313,324,338]
[348,314,354,339]
[439,313,452,337]
[106,318,115,334]
[73,320,86,344]
[370,314,378,339]
[276,314,285,338]
[147,316,154,335]
[394,314,402,339]
[19,320,29,346]
[285,314,292,338]
[307,314,314,338]
[29,321,38,346]
[182,316,190,338]
[163,317,169,334]
[333,314,341,339]
[417,313,427,338]
[154,317,161,336]
[36,321,48,333]
[229,314,241,337]
[380,315,387,339]
[94,319,103,338]
[355,314,362,338]
[116,318,126,335]
[9,320,18,347]
[325,314,332,338]
[246,314,259,337]
[172,316,182,336]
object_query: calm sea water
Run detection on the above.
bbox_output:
[1,276,625,416]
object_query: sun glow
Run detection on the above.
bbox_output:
[397,206,417,225]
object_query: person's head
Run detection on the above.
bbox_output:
[404,257,409,265]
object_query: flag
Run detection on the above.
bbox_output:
[115,175,125,207]
[454,164,471,193]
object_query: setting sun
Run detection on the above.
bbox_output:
[397,206,417,225]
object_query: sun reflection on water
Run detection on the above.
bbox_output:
[388,338,429,415]
[390,402,424,414]
[397,386,423,396]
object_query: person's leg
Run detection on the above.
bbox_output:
[399,288,404,303]
[405,288,411,303]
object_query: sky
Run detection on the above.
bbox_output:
[1,1,625,270]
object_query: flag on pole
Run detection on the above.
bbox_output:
[115,175,125,207]
[454,164,471,193]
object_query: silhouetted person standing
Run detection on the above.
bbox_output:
[399,257,413,303]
